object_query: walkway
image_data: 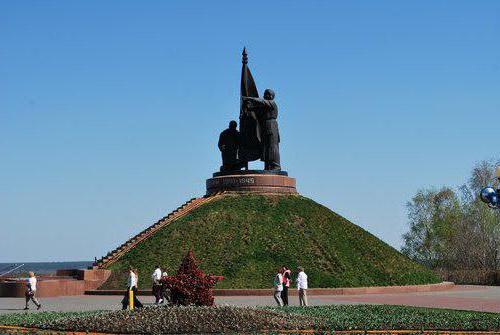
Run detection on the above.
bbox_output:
[0,285,498,315]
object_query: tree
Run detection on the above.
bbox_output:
[402,159,500,277]
[401,187,461,268]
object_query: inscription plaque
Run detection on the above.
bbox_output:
[206,173,296,195]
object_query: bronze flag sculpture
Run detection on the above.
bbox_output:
[209,49,292,194]
[238,48,261,165]
[238,48,281,171]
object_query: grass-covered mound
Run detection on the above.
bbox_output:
[1,305,499,332]
[101,194,439,289]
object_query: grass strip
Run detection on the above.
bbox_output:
[270,305,500,331]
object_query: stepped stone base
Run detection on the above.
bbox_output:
[0,269,111,297]
[206,170,297,195]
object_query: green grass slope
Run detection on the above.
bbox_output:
[100,194,439,289]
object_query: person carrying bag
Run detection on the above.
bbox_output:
[121,267,144,310]
[273,268,284,307]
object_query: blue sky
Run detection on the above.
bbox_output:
[1,1,498,262]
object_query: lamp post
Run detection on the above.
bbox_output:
[480,166,500,209]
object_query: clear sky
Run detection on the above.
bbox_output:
[1,1,498,262]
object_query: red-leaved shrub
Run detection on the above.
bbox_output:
[160,249,222,306]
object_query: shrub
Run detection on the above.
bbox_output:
[160,249,222,306]
[436,268,500,285]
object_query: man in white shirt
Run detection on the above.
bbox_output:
[152,265,162,304]
[24,272,41,310]
[128,269,138,289]
[296,266,308,306]
[122,268,143,309]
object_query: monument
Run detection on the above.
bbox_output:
[207,49,297,195]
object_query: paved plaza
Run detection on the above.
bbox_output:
[0,285,498,315]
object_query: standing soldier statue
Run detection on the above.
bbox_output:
[242,89,281,171]
[237,48,282,171]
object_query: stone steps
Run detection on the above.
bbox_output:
[0,269,111,297]
[94,193,225,269]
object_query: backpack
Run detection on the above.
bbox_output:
[273,273,283,289]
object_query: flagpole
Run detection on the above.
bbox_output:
[241,47,248,110]
[239,47,261,164]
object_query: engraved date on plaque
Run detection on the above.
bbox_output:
[207,177,256,188]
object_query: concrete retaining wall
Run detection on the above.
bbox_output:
[0,269,111,297]
[87,281,454,296]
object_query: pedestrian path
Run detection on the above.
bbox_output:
[0,285,498,315]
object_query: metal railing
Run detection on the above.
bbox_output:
[0,264,25,277]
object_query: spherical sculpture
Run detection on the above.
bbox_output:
[480,187,498,208]
[489,194,499,208]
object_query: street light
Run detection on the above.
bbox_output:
[480,166,500,209]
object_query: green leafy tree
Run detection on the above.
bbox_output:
[401,187,461,268]
[402,159,500,275]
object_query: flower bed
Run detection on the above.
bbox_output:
[1,305,499,333]
[0,306,321,334]
[0,311,104,328]
[270,305,500,331]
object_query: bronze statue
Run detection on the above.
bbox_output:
[218,120,241,172]
[239,48,261,165]
[242,89,280,170]
[238,49,281,171]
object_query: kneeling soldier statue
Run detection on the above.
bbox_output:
[218,120,242,172]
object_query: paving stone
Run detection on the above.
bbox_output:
[0,285,498,315]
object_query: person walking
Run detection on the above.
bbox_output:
[273,268,284,307]
[160,270,170,304]
[281,266,291,306]
[151,265,162,304]
[24,272,41,310]
[296,266,308,306]
[122,267,143,309]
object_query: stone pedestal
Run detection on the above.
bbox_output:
[0,269,111,297]
[206,170,297,195]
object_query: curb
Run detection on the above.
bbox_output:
[86,281,455,296]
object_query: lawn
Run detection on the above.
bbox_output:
[101,194,439,290]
